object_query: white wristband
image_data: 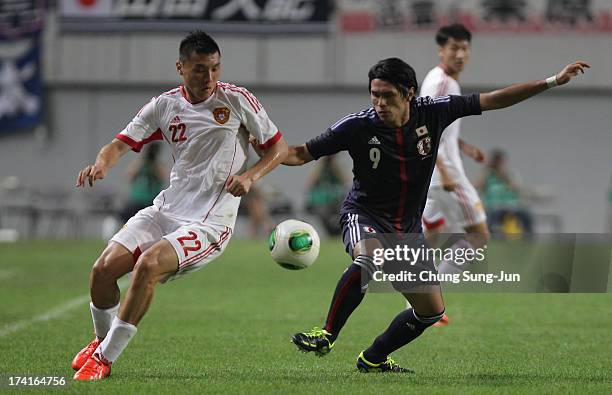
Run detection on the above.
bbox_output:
[546,76,558,88]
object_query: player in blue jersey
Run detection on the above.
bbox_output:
[255,57,589,372]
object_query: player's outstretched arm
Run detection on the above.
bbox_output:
[480,61,590,111]
[227,137,289,197]
[249,138,313,166]
[76,138,131,187]
[283,144,314,166]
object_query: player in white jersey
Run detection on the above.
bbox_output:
[417,24,489,326]
[71,31,288,381]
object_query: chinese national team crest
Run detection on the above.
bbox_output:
[417,137,432,156]
[213,107,230,124]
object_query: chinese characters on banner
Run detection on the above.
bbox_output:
[59,0,331,33]
[338,0,612,33]
[0,0,45,133]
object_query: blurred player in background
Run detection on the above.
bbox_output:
[305,154,348,236]
[258,57,589,373]
[72,31,288,381]
[119,142,167,223]
[475,148,534,235]
[608,175,612,233]
[416,24,488,326]
[242,184,274,238]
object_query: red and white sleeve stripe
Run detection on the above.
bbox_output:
[116,129,163,153]
[258,131,282,150]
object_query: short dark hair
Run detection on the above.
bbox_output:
[435,23,472,46]
[368,58,418,98]
[179,30,220,62]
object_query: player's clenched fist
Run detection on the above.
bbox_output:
[555,61,590,86]
[76,164,108,187]
[225,173,253,197]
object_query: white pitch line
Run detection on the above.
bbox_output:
[0,277,130,338]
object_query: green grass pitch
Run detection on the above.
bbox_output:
[0,239,610,394]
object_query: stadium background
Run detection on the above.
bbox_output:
[1,0,612,237]
[0,1,611,393]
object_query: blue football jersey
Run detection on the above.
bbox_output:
[306,94,482,233]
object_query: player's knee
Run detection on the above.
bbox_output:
[353,238,383,258]
[91,254,120,282]
[412,309,445,328]
[132,253,161,283]
[351,255,377,282]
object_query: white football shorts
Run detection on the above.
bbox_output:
[422,182,486,231]
[111,206,232,282]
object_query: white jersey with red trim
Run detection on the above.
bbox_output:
[116,81,281,228]
[420,66,467,187]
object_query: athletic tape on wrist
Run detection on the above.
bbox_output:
[546,76,558,88]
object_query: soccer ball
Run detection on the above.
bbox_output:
[268,219,320,270]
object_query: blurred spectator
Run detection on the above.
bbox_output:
[379,0,405,29]
[305,155,348,236]
[482,0,527,23]
[242,185,274,239]
[119,143,167,222]
[546,0,593,25]
[608,175,612,233]
[475,149,533,235]
[411,0,435,26]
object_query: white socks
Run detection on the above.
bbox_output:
[90,302,119,340]
[96,317,137,363]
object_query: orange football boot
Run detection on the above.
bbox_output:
[433,313,450,327]
[73,353,111,381]
[71,338,101,371]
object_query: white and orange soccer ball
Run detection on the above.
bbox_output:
[268,219,320,270]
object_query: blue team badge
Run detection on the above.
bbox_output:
[417,137,432,156]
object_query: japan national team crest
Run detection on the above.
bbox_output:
[213,107,230,124]
[417,137,432,156]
